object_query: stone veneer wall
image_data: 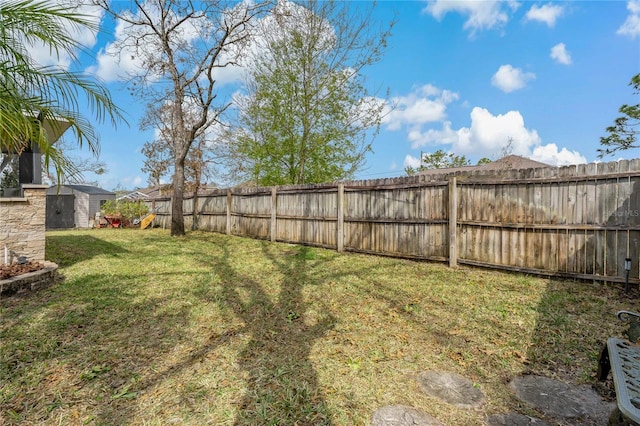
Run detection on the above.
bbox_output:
[0,184,48,263]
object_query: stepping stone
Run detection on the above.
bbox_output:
[486,412,550,425]
[372,405,443,426]
[509,375,614,422]
[416,371,486,409]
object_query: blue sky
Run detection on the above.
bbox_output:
[37,1,640,190]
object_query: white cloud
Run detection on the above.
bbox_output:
[131,176,145,187]
[530,144,586,166]
[525,3,564,27]
[617,1,640,38]
[403,154,423,169]
[417,83,441,97]
[550,43,572,65]
[383,84,459,132]
[387,98,446,130]
[386,84,588,168]
[27,1,103,70]
[422,0,519,35]
[406,120,459,149]
[398,106,587,167]
[452,107,541,155]
[86,10,164,82]
[398,107,541,155]
[491,64,536,93]
[106,175,145,190]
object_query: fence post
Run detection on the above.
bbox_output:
[226,189,232,235]
[337,183,344,252]
[192,193,199,231]
[271,187,277,242]
[449,176,458,267]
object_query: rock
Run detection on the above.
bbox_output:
[372,405,443,426]
[416,371,485,409]
[509,375,614,424]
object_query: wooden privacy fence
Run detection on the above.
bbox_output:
[149,159,640,285]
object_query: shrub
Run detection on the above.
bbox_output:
[101,199,149,221]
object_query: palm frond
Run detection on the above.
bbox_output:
[0,0,126,179]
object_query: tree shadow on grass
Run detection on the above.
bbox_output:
[4,231,352,425]
[6,231,445,424]
[193,240,338,425]
[526,175,640,393]
[0,270,196,425]
[46,234,129,267]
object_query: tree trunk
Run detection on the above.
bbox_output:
[192,167,201,231]
[171,156,186,236]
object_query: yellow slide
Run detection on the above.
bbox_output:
[140,213,156,230]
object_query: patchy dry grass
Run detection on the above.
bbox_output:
[0,229,634,425]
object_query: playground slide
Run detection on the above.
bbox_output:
[140,213,156,230]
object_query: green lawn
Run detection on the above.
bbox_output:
[0,229,630,425]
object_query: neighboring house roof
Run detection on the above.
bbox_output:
[119,185,173,200]
[117,190,150,201]
[47,184,115,196]
[417,155,552,177]
[121,184,220,200]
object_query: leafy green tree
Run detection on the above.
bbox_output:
[0,0,124,182]
[599,73,640,157]
[477,157,492,165]
[405,149,471,175]
[225,0,393,186]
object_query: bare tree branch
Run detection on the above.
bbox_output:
[96,0,270,235]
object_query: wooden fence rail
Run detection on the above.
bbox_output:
[148,159,640,285]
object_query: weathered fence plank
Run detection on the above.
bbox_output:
[146,159,640,285]
[449,177,457,267]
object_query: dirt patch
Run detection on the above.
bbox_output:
[0,261,45,280]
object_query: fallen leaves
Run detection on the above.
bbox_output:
[0,261,44,279]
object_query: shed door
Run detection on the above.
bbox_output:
[46,194,75,229]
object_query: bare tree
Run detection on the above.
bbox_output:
[141,99,222,230]
[96,0,268,235]
[139,101,178,187]
[140,100,220,189]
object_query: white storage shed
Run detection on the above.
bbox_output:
[46,184,115,229]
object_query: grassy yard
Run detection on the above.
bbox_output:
[0,229,634,425]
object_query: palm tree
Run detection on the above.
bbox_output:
[0,0,124,182]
